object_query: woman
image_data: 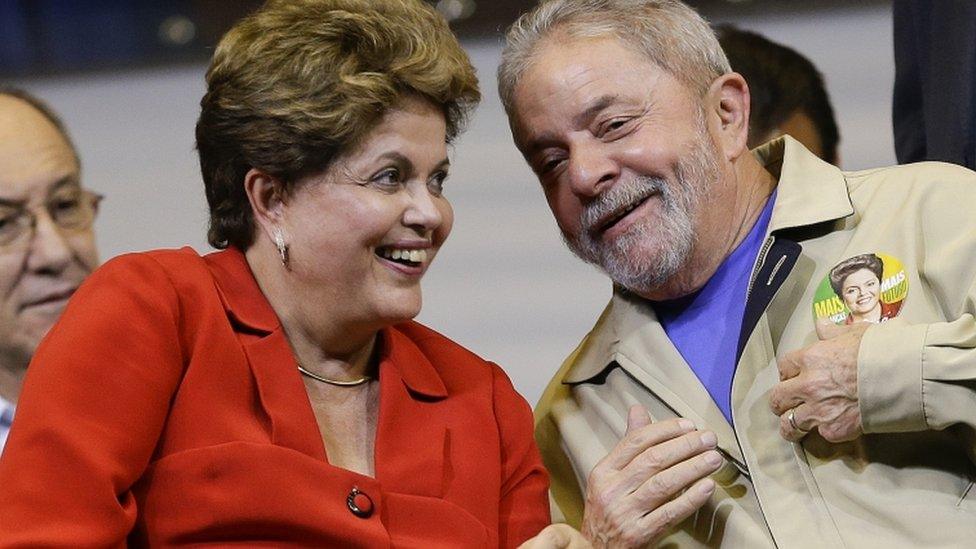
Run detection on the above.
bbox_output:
[0,1,572,546]
[828,253,900,324]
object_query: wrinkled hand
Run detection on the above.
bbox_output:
[518,524,593,549]
[581,405,722,548]
[770,321,869,442]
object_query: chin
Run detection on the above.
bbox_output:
[0,332,39,369]
[376,295,423,326]
[17,318,55,346]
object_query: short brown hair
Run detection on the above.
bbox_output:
[197,0,480,249]
[829,253,883,296]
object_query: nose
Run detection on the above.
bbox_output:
[26,212,74,274]
[566,142,618,198]
[402,184,443,233]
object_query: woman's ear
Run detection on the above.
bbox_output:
[705,72,751,161]
[243,168,286,241]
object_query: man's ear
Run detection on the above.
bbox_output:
[243,167,287,242]
[705,72,751,161]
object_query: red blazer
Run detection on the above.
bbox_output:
[0,248,549,547]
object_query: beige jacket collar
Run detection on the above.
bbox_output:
[761,135,854,232]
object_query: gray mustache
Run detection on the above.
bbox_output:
[580,177,669,233]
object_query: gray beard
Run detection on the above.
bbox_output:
[563,132,718,297]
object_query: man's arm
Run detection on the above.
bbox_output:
[771,173,976,443]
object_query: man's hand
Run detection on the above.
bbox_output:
[770,321,869,442]
[518,524,593,549]
[581,405,722,548]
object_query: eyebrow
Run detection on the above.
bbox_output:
[49,175,82,192]
[522,94,621,155]
[574,94,619,129]
[377,152,451,172]
[0,175,82,208]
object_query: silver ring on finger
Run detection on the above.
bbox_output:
[788,408,809,434]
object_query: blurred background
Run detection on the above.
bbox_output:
[1,0,895,404]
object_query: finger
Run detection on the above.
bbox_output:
[777,350,803,380]
[517,524,585,549]
[815,320,850,340]
[768,376,807,415]
[627,404,652,431]
[620,430,718,488]
[779,404,813,442]
[635,477,716,546]
[817,319,870,341]
[631,449,724,510]
[600,417,696,471]
[549,524,591,549]
[814,318,834,340]
[818,411,861,444]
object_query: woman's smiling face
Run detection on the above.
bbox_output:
[841,268,881,319]
[280,96,453,329]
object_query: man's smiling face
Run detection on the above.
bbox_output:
[511,35,720,296]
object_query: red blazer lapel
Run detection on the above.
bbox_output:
[242,329,327,461]
[205,247,327,461]
[374,327,448,498]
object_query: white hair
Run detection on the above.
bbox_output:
[497,0,731,117]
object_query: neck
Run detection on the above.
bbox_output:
[245,241,380,382]
[643,153,777,301]
[288,326,378,382]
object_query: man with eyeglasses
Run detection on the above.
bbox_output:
[0,89,100,453]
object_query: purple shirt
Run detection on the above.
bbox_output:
[654,192,776,423]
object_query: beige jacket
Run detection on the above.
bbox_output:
[535,137,976,548]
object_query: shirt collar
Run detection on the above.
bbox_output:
[756,135,855,233]
[0,396,14,427]
[564,290,657,384]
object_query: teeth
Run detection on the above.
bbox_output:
[381,248,427,264]
[605,197,647,227]
[616,201,640,219]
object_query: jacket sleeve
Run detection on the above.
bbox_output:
[0,254,185,548]
[491,362,551,548]
[859,296,976,434]
[857,176,976,436]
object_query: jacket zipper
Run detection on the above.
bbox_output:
[746,235,776,301]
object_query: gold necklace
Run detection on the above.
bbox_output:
[297,362,372,387]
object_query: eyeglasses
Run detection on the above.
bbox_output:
[0,189,103,250]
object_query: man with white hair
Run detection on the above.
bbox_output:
[499,0,976,546]
[0,90,100,453]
